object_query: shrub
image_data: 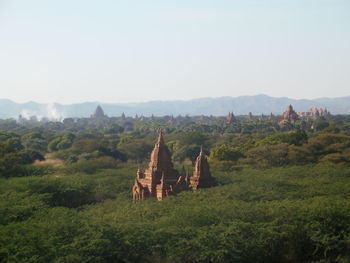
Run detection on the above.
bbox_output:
[319,153,350,166]
[242,143,289,168]
[209,160,242,172]
[210,145,244,162]
[63,157,120,174]
[20,165,56,177]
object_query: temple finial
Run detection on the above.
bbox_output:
[200,145,204,156]
[160,172,165,186]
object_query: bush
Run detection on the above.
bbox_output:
[63,157,120,174]
[319,153,350,166]
[242,143,289,168]
[256,131,308,146]
[20,165,56,177]
[210,145,244,162]
[209,160,242,172]
[288,145,316,165]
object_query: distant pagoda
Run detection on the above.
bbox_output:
[226,112,237,124]
[132,131,216,201]
[91,105,106,118]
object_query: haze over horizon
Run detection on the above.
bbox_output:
[1,0,349,104]
[1,93,350,106]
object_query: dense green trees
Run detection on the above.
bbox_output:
[256,131,308,146]
[1,118,350,177]
[21,131,48,152]
[243,143,289,168]
[48,133,75,152]
[0,141,44,178]
[0,166,349,262]
[117,136,153,162]
[210,145,243,162]
[0,115,350,262]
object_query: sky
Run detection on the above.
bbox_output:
[0,0,349,104]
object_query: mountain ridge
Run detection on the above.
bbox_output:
[1,94,350,119]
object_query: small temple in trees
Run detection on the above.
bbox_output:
[132,131,217,201]
[226,112,237,124]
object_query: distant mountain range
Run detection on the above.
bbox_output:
[1,94,350,119]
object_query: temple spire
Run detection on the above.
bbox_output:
[190,148,217,190]
[160,172,165,188]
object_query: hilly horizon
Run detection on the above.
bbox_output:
[1,94,350,120]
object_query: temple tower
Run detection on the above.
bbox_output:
[281,105,298,123]
[91,105,106,118]
[132,131,180,201]
[190,147,217,190]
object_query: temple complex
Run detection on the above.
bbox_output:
[132,131,216,201]
[280,105,330,123]
[281,105,298,123]
[297,108,330,118]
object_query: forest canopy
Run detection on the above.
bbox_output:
[0,113,350,262]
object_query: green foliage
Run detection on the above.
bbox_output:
[210,145,244,162]
[1,165,350,262]
[20,165,56,177]
[117,136,153,162]
[0,191,48,225]
[0,131,18,142]
[52,148,81,161]
[288,145,316,165]
[209,160,242,172]
[256,131,308,146]
[1,115,350,262]
[314,120,330,131]
[21,131,47,152]
[48,137,62,152]
[243,143,289,168]
[178,131,207,148]
[319,153,350,166]
[72,139,101,153]
[63,157,120,174]
[173,144,202,164]
[0,141,44,178]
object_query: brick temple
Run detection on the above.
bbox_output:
[132,131,216,201]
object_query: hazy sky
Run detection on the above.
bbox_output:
[0,0,349,104]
